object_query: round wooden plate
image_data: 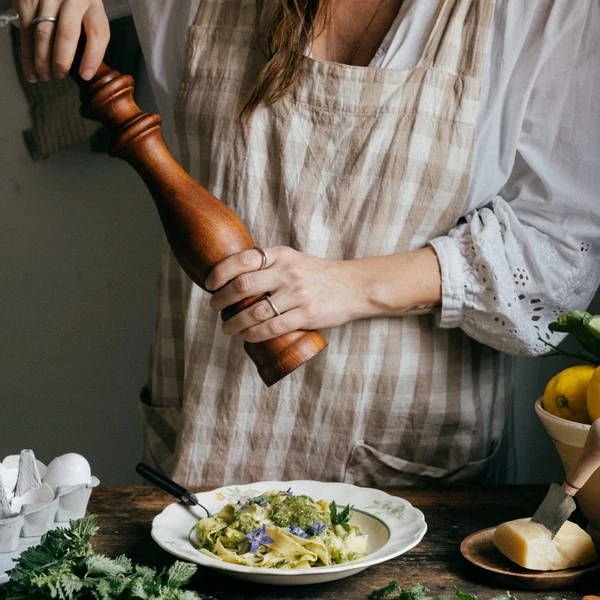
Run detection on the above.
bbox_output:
[460,527,600,591]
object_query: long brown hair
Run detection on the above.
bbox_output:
[241,0,332,118]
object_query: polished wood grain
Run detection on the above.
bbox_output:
[87,486,599,600]
[69,60,327,386]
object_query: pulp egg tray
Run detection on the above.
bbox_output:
[0,451,99,555]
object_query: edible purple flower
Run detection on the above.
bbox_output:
[245,524,274,553]
[248,495,269,507]
[309,519,329,536]
[288,525,308,538]
[279,487,294,496]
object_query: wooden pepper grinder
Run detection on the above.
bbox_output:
[69,57,327,386]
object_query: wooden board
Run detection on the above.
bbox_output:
[460,527,600,591]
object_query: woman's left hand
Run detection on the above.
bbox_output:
[205,246,367,342]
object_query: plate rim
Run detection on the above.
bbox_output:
[151,479,427,579]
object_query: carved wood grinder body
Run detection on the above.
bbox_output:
[69,50,327,386]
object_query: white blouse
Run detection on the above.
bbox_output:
[9,0,600,356]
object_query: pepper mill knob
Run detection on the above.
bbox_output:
[69,61,327,385]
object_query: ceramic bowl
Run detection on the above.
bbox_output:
[535,397,600,542]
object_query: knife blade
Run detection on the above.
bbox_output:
[530,482,576,537]
[531,418,600,538]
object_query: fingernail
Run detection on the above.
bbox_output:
[39,73,50,81]
[26,73,37,82]
[81,68,94,80]
[205,279,214,291]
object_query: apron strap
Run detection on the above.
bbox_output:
[421,0,496,78]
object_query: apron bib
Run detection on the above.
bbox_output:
[140,0,512,487]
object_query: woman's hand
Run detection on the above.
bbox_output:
[205,247,369,343]
[205,246,443,343]
[13,0,109,83]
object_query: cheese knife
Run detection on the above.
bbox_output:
[531,418,600,537]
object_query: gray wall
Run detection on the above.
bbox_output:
[1,25,598,485]
[0,26,161,485]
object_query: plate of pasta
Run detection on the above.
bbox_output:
[151,480,427,585]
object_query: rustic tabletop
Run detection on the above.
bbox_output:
[86,485,599,600]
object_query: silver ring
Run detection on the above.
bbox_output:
[33,16,58,26]
[264,295,280,317]
[255,247,268,270]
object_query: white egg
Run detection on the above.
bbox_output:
[0,463,18,496]
[11,483,55,513]
[42,453,92,492]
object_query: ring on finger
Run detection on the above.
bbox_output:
[255,247,268,271]
[32,16,58,26]
[264,295,280,317]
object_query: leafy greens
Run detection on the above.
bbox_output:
[2,515,214,600]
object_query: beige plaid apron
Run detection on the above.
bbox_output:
[140,0,512,487]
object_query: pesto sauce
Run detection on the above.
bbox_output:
[231,510,258,534]
[271,495,327,530]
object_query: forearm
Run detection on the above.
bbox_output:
[346,246,442,320]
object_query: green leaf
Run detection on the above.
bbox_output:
[454,586,478,600]
[165,562,197,589]
[369,580,400,599]
[330,501,353,530]
[548,311,600,363]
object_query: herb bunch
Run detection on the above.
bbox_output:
[2,515,213,600]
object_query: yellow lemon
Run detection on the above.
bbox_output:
[542,365,595,424]
[587,365,600,422]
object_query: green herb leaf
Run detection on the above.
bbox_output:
[369,580,401,599]
[330,501,353,531]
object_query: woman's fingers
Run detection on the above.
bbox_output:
[15,0,109,82]
[76,2,110,79]
[16,1,38,82]
[221,293,289,336]
[205,247,272,292]
[33,0,60,81]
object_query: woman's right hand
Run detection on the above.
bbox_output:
[13,0,110,83]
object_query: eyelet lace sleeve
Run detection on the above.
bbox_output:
[430,202,599,356]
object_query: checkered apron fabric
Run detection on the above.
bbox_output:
[140,0,511,487]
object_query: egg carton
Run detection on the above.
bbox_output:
[0,450,99,554]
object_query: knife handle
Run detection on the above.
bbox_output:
[135,462,198,506]
[564,419,600,495]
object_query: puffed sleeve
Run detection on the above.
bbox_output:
[429,1,600,357]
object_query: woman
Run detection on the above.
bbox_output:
[10,0,600,486]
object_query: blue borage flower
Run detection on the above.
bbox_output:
[246,524,274,553]
[279,487,294,496]
[288,525,309,538]
[309,519,329,536]
[238,494,269,508]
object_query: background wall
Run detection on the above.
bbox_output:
[1,25,598,486]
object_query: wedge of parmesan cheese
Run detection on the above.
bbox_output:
[494,518,598,571]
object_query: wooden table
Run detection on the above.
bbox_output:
[88,486,599,600]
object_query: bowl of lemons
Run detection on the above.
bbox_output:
[535,311,600,543]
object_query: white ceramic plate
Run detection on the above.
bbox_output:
[151,480,427,585]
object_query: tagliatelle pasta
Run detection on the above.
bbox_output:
[194,490,369,569]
